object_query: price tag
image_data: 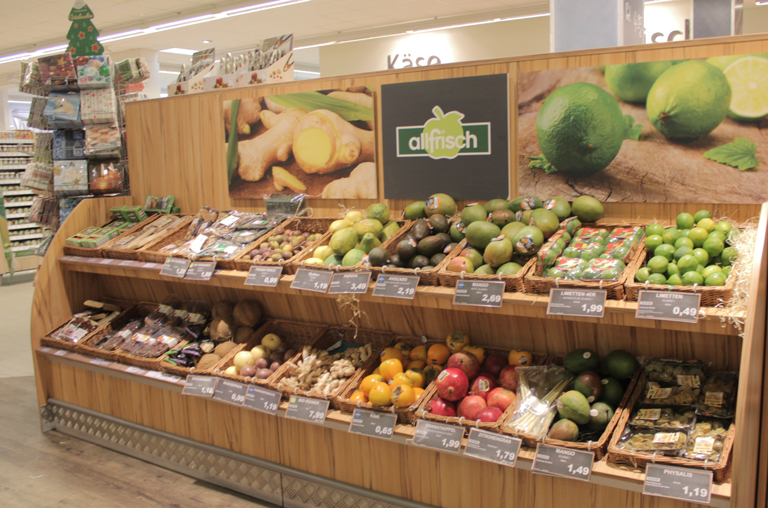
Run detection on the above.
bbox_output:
[463,428,521,467]
[636,291,701,324]
[160,257,191,278]
[328,271,371,294]
[243,385,282,415]
[100,258,113,265]
[452,280,504,308]
[119,260,135,267]
[212,379,247,406]
[290,268,333,293]
[245,265,283,287]
[89,358,111,367]
[532,443,594,481]
[412,420,463,453]
[547,289,606,318]
[144,370,183,383]
[125,366,146,375]
[54,349,67,357]
[40,347,51,353]
[185,261,216,281]
[182,375,217,397]
[142,262,158,269]
[372,274,419,299]
[643,465,712,504]
[285,396,329,424]
[348,409,397,440]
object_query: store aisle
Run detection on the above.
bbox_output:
[0,281,35,379]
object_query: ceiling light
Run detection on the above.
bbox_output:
[295,70,320,75]
[8,100,31,104]
[158,70,181,74]
[152,14,218,32]
[203,40,211,44]
[295,41,337,50]
[222,0,310,17]
[757,1,768,5]
[405,13,549,35]
[160,48,199,56]
[100,30,145,43]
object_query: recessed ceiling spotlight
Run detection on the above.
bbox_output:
[203,40,212,44]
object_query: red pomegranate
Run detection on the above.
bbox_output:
[482,354,508,377]
[487,387,516,412]
[426,397,456,417]
[469,374,498,400]
[498,365,520,391]
[435,368,469,401]
[458,395,487,420]
[475,406,503,423]
[446,351,480,380]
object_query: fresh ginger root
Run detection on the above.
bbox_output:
[224,98,262,135]
[237,108,307,181]
[292,109,374,174]
[320,162,376,199]
[272,166,307,193]
[263,97,288,114]
[327,91,374,129]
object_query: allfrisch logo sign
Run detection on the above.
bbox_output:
[382,74,509,200]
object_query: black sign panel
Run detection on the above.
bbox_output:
[245,265,283,287]
[285,396,329,424]
[160,257,191,278]
[532,444,594,481]
[243,385,281,415]
[328,271,371,294]
[348,409,397,440]
[183,375,217,397]
[547,288,607,318]
[463,428,521,467]
[290,268,333,293]
[412,420,464,453]
[453,280,504,308]
[185,261,216,281]
[636,290,701,324]
[643,465,712,504]
[372,274,419,299]
[212,379,247,406]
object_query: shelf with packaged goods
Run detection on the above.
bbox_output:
[3,189,35,196]
[0,139,34,145]
[6,212,30,219]
[5,201,34,208]
[0,179,22,185]
[11,244,39,253]
[9,232,44,241]
[0,165,30,170]
[7,223,40,231]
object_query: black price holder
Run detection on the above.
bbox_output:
[243,385,282,415]
[160,257,191,278]
[185,261,216,281]
[643,465,712,504]
[463,428,521,467]
[348,409,396,440]
[328,271,371,295]
[245,265,283,287]
[183,375,217,397]
[453,280,504,308]
[547,288,607,318]
[372,274,419,299]
[532,443,594,481]
[636,290,701,324]
[285,395,329,424]
[411,420,464,453]
[212,379,247,406]
[290,268,333,293]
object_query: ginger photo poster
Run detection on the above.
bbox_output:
[518,54,768,203]
[224,88,377,199]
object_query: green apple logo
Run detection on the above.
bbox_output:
[421,106,466,159]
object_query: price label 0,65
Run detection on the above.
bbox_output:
[412,420,464,453]
[463,428,521,467]
[160,257,191,278]
[328,271,371,295]
[532,443,594,481]
[643,465,712,504]
[372,274,419,299]
[348,409,396,440]
[212,379,247,406]
[547,288,606,318]
[453,280,504,308]
[182,375,217,398]
[245,265,283,287]
[290,268,333,293]
[285,396,329,425]
[243,385,282,415]
[636,291,701,324]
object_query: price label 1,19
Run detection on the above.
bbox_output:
[532,443,594,481]
[285,396,329,424]
[212,379,247,406]
[290,268,333,293]
[183,375,217,398]
[185,261,216,281]
[643,465,712,504]
[372,274,419,299]
[243,385,282,415]
[245,265,283,287]
[348,409,396,440]
[636,291,701,324]
[160,257,191,278]
[412,420,464,453]
[328,271,371,295]
[547,288,607,318]
[453,280,504,308]
[463,428,521,467]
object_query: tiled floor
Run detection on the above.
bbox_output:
[0,281,35,379]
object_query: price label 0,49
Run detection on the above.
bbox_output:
[183,375,217,398]
[243,385,282,415]
[290,268,333,293]
[463,428,521,467]
[453,280,504,308]
[643,465,712,504]
[285,396,329,424]
[636,290,701,324]
[547,288,606,318]
[372,274,419,299]
[245,265,283,287]
[212,379,247,406]
[348,409,396,440]
[412,420,464,453]
[532,443,594,481]
[160,257,191,278]
[328,271,371,295]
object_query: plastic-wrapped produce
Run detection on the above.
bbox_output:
[629,407,696,432]
[615,428,688,455]
[697,372,738,418]
[640,381,700,406]
[645,360,706,386]
[580,258,626,281]
[682,418,730,461]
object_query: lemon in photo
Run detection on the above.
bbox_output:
[604,61,673,103]
[676,212,694,230]
[723,56,768,121]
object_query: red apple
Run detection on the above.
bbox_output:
[457,395,487,420]
[482,354,508,377]
[426,397,456,417]
[446,351,480,380]
[469,374,497,400]
[487,387,516,412]
[475,406,503,423]
[435,368,469,401]
[498,366,519,391]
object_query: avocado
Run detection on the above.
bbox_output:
[408,255,430,269]
[436,232,452,245]
[411,219,431,241]
[396,239,417,260]
[563,349,599,375]
[367,247,389,267]
[430,253,447,266]
[403,201,427,220]
[418,235,446,258]
[598,378,625,407]
[556,390,591,425]
[429,213,450,234]
[389,253,405,268]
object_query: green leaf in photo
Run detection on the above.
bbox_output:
[703,137,759,171]
[226,99,240,184]
[624,114,642,141]
[267,91,373,122]
[528,155,558,175]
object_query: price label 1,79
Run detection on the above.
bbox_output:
[643,465,712,504]
[453,280,504,308]
[547,288,606,318]
[243,385,282,415]
[285,396,329,424]
[348,409,396,440]
[245,265,283,287]
[463,428,521,467]
[328,271,371,295]
[160,257,191,278]
[183,375,217,398]
[372,274,419,299]
[212,379,247,406]
[412,420,464,453]
[290,268,333,293]
[532,443,594,481]
[636,291,701,324]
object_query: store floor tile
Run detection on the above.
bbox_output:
[0,281,34,378]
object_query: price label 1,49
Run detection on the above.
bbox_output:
[547,288,606,318]
[348,409,396,440]
[290,268,333,293]
[212,379,247,406]
[245,265,283,287]
[328,271,371,295]
[532,443,594,481]
[463,428,521,467]
[372,274,419,299]
[453,280,504,308]
[243,385,282,415]
[643,465,712,504]
[183,375,217,398]
[285,396,329,424]
[160,257,191,278]
[412,420,464,453]
[636,290,701,324]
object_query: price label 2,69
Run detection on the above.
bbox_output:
[412,420,464,453]
[463,428,521,467]
[643,464,712,504]
[636,290,701,324]
[453,280,504,308]
[285,396,329,424]
[348,409,397,440]
[243,385,282,415]
[547,288,606,318]
[532,443,594,481]
[290,268,333,293]
[212,379,247,406]
[372,274,419,299]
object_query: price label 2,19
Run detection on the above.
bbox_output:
[412,420,464,453]
[243,385,282,415]
[182,375,217,398]
[452,280,504,308]
[643,464,712,504]
[372,274,419,299]
[463,428,521,467]
[532,443,594,481]
[547,288,606,318]
[212,379,247,406]
[245,265,283,287]
[285,396,329,424]
[328,271,371,295]
[348,409,397,440]
[290,268,333,293]
[636,290,701,324]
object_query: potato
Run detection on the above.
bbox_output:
[213,341,237,358]
[240,365,257,378]
[256,368,273,379]
[233,300,262,328]
[197,353,221,371]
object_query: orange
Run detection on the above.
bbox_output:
[360,374,385,395]
[379,358,404,382]
[380,347,405,364]
[423,364,443,385]
[508,349,533,366]
[404,368,425,388]
[446,331,470,352]
[410,345,428,363]
[391,384,416,408]
[391,372,413,388]
[413,387,425,400]
[349,391,368,403]
[428,343,450,365]
[368,382,392,406]
[393,341,413,361]
[463,346,486,364]
[407,359,426,370]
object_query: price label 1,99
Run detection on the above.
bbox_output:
[348,409,396,440]
[412,420,464,453]
[643,465,712,504]
[212,379,247,406]
[463,428,521,467]
[636,290,701,324]
[372,274,419,299]
[547,288,606,318]
[453,280,504,308]
[532,443,594,481]
[290,268,333,293]
[285,396,329,424]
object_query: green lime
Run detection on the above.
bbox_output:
[674,237,694,250]
[692,248,710,266]
[707,230,726,242]
[715,221,733,235]
[645,223,665,237]
[703,236,725,258]
[647,255,669,274]
[635,267,651,283]
[693,210,713,223]
[667,274,683,286]
[727,229,741,245]
[688,227,708,247]
[720,247,738,266]
[705,272,727,286]
[655,244,676,261]
[662,227,682,245]
[604,62,673,103]
[646,60,732,142]
[723,266,733,277]
[536,83,627,176]
[673,246,692,262]
[723,56,768,121]
[702,265,723,278]
[676,213,694,230]
[679,229,691,237]
[648,273,667,284]
[696,264,706,274]
[697,218,716,233]
[678,254,699,274]
[666,263,680,277]
[682,271,705,286]
[645,235,664,252]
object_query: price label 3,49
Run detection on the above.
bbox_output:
[636,290,701,324]
[412,420,464,453]
[328,271,371,295]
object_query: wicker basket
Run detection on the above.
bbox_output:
[436,238,536,292]
[335,335,442,423]
[76,302,160,362]
[270,326,394,407]
[231,218,337,274]
[41,298,136,353]
[414,349,550,433]
[62,217,160,258]
[101,214,189,261]
[203,319,329,386]
[606,370,735,483]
